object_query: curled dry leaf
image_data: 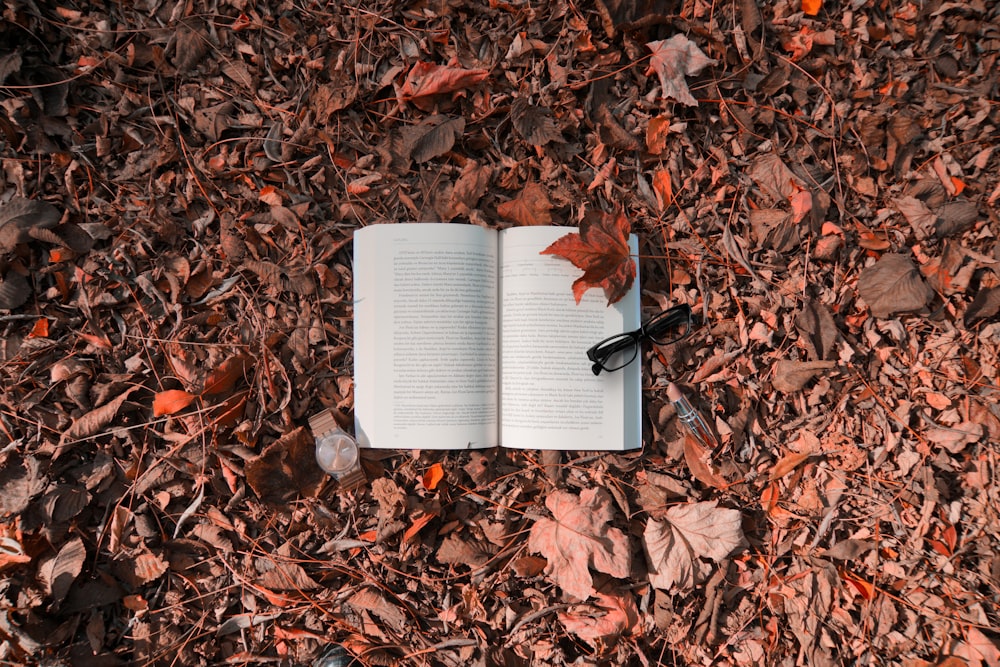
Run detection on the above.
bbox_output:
[643,500,745,591]
[511,97,563,146]
[540,210,635,305]
[0,196,61,252]
[857,253,935,318]
[558,590,640,646]
[528,488,631,600]
[645,35,716,106]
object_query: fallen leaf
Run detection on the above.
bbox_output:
[133,550,169,584]
[645,35,716,106]
[245,427,325,502]
[59,386,140,451]
[422,462,444,491]
[768,450,813,481]
[0,197,61,252]
[749,153,805,202]
[0,271,31,311]
[540,210,636,305]
[789,188,813,224]
[257,557,320,591]
[38,537,86,604]
[782,26,815,61]
[400,62,489,110]
[646,115,671,154]
[409,116,465,164]
[772,359,836,393]
[436,533,489,568]
[802,0,822,15]
[857,254,935,318]
[511,97,563,146]
[682,435,727,489]
[528,488,631,599]
[202,354,251,396]
[152,389,197,417]
[0,454,47,516]
[893,196,937,239]
[558,590,640,645]
[652,168,673,212]
[348,589,407,629]
[643,500,745,591]
[497,182,553,226]
[933,200,979,238]
[964,286,1000,327]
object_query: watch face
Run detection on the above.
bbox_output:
[315,432,359,475]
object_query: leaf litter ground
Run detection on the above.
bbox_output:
[1,1,999,666]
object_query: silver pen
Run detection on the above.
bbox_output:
[667,382,720,451]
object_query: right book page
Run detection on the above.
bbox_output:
[498,226,641,451]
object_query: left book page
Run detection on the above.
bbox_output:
[353,224,499,449]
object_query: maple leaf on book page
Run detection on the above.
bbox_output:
[645,35,716,106]
[643,500,745,591]
[540,210,636,305]
[528,488,631,600]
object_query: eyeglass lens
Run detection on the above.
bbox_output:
[591,334,639,372]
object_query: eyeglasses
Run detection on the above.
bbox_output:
[587,304,692,375]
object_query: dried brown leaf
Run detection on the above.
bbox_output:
[645,35,716,106]
[643,501,745,590]
[558,590,640,645]
[59,386,140,451]
[965,286,1000,327]
[257,558,319,591]
[497,182,553,226]
[794,299,839,361]
[512,98,563,146]
[528,488,631,599]
[348,589,407,629]
[0,454,47,515]
[38,536,86,603]
[934,199,979,238]
[245,427,324,502]
[202,354,250,396]
[857,254,935,318]
[772,360,836,393]
[133,550,169,584]
[400,62,489,110]
[0,197,61,252]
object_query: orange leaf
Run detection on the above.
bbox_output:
[28,318,49,339]
[788,188,813,224]
[646,115,671,154]
[422,463,445,491]
[153,389,197,417]
[202,354,250,396]
[682,434,727,489]
[839,568,875,600]
[540,210,636,305]
[802,0,822,15]
[950,176,966,195]
[259,185,283,206]
[402,511,438,544]
[652,168,673,212]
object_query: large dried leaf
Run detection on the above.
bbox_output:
[645,35,716,106]
[540,211,635,305]
[558,590,639,645]
[497,182,553,226]
[643,501,745,590]
[400,62,489,110]
[772,360,836,393]
[257,558,319,591]
[794,299,839,361]
[511,97,563,146]
[202,354,251,396]
[893,196,937,240]
[244,427,324,502]
[38,536,86,604]
[59,386,140,451]
[934,199,979,238]
[0,197,61,252]
[528,488,630,600]
[410,116,465,164]
[749,154,805,202]
[347,588,406,629]
[857,253,935,318]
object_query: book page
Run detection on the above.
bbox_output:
[499,227,641,450]
[353,224,498,449]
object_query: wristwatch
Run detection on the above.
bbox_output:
[308,409,366,491]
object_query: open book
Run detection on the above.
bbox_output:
[353,223,640,451]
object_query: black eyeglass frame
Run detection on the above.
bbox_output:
[586,304,693,376]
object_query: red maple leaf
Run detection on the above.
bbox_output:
[540,211,636,305]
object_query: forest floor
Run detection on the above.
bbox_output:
[1,0,1000,665]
